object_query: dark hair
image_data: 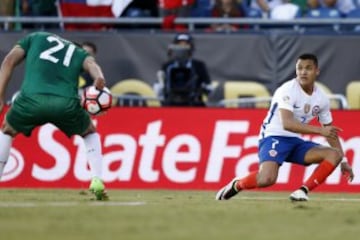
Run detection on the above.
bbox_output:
[82,41,97,54]
[298,53,318,67]
[213,0,244,17]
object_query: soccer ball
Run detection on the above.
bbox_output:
[82,86,112,115]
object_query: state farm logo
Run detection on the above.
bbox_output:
[0,148,24,182]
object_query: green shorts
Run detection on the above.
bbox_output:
[6,92,91,137]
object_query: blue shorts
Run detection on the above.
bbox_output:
[258,136,319,166]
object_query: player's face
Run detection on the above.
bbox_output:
[295,59,319,86]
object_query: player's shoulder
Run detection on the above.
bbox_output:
[314,83,329,97]
[27,31,73,45]
[26,31,52,40]
[275,79,297,93]
[20,31,57,46]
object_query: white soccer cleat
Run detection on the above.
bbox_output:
[215,178,240,200]
[289,189,309,201]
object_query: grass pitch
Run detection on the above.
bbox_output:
[0,189,360,240]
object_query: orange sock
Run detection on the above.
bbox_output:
[235,171,258,190]
[304,160,336,191]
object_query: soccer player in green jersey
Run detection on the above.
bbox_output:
[0,32,108,200]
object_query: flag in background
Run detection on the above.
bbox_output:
[86,0,133,17]
[59,0,133,29]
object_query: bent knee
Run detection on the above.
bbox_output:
[257,176,277,187]
[1,121,17,137]
[80,122,96,137]
[326,149,343,164]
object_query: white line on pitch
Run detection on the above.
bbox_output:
[237,196,360,202]
[0,201,147,208]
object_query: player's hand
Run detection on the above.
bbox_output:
[341,162,354,182]
[320,125,342,139]
[94,77,105,90]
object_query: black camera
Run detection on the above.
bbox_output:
[164,61,198,106]
[168,44,192,63]
[168,65,194,93]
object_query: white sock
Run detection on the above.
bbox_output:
[83,132,102,179]
[0,131,13,180]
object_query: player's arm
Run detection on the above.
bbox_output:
[322,122,343,153]
[0,45,25,112]
[280,109,342,139]
[82,56,105,90]
[322,122,354,181]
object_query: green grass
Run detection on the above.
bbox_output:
[0,189,360,240]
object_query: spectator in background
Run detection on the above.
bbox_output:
[120,0,159,29]
[21,0,59,29]
[307,0,356,16]
[158,0,195,29]
[123,0,158,17]
[154,33,213,107]
[0,0,15,30]
[270,0,301,20]
[291,0,307,15]
[79,41,97,90]
[249,0,283,17]
[191,0,214,17]
[209,0,245,32]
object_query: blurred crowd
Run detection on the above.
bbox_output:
[1,0,360,31]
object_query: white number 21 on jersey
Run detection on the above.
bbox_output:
[39,36,75,67]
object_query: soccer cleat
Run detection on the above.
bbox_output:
[215,178,240,200]
[89,177,109,201]
[289,189,309,201]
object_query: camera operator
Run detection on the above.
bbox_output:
[155,33,213,107]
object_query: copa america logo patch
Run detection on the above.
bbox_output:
[282,96,290,102]
[269,149,278,157]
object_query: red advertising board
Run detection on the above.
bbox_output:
[1,107,360,192]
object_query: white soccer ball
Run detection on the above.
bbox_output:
[82,86,112,115]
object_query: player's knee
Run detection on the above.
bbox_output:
[257,175,276,187]
[326,149,343,165]
[81,123,96,137]
[1,122,17,137]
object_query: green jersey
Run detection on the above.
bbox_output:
[17,32,89,98]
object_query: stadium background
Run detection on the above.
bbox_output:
[1,10,360,191]
[1,31,360,102]
[2,2,360,240]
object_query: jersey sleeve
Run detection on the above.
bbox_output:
[16,33,34,53]
[318,97,333,125]
[275,84,295,112]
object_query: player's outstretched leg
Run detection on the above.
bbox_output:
[215,178,241,200]
[89,177,109,201]
[290,160,337,202]
[289,186,309,201]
